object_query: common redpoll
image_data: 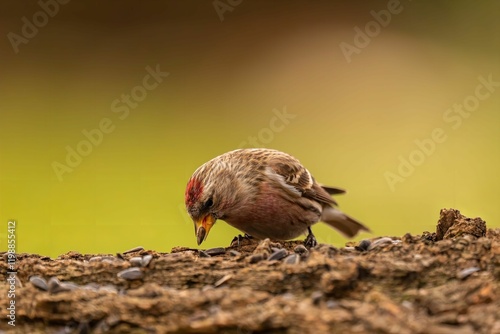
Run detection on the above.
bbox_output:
[185,148,369,247]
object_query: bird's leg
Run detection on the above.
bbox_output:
[304,227,318,248]
[230,233,254,247]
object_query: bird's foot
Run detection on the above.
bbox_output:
[230,233,254,247]
[304,228,318,248]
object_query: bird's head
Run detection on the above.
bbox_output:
[185,174,222,246]
[185,154,255,245]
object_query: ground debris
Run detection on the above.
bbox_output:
[436,208,486,240]
[1,209,499,333]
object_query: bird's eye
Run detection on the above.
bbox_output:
[204,198,214,208]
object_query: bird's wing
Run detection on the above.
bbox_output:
[266,154,338,206]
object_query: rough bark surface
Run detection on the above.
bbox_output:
[1,209,499,334]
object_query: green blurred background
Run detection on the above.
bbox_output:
[1,1,499,257]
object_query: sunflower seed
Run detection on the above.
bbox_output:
[129,257,143,267]
[293,245,308,255]
[248,254,264,264]
[48,277,78,294]
[268,249,287,261]
[284,254,300,265]
[117,267,143,280]
[205,247,226,256]
[29,276,48,291]
[141,254,153,267]
[47,277,61,292]
[368,237,394,251]
[89,256,102,262]
[355,239,371,251]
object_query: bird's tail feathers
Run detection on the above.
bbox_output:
[321,206,370,238]
[320,185,346,195]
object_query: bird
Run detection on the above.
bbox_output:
[185,148,369,247]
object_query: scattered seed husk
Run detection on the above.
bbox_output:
[60,282,79,291]
[455,237,471,251]
[15,275,23,288]
[89,256,102,262]
[205,247,226,256]
[99,285,118,293]
[214,274,232,287]
[117,267,143,280]
[457,267,480,280]
[95,314,120,332]
[202,285,214,292]
[123,246,144,254]
[252,238,273,258]
[326,300,339,309]
[29,276,48,291]
[268,248,288,261]
[311,291,323,305]
[77,321,90,334]
[228,250,241,257]
[82,283,99,291]
[199,251,211,258]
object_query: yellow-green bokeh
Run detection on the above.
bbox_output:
[1,1,499,257]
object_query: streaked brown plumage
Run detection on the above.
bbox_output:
[185,148,369,246]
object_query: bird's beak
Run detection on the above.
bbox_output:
[195,214,216,246]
